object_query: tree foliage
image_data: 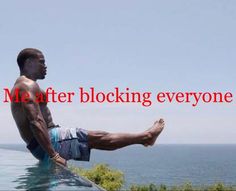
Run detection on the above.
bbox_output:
[70,163,124,191]
[70,164,235,191]
[129,182,236,191]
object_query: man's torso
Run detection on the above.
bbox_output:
[11,76,53,145]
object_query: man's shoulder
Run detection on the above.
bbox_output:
[13,76,40,93]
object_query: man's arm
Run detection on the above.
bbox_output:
[40,104,57,128]
[21,85,66,166]
[39,89,57,128]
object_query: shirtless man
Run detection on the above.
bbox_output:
[11,48,165,167]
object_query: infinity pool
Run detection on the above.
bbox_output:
[0,148,103,190]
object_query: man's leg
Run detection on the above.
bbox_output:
[88,118,165,150]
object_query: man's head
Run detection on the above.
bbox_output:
[17,48,47,80]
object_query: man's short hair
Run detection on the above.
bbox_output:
[17,48,42,70]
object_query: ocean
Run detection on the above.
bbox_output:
[1,144,236,188]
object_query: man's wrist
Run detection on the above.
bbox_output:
[50,152,60,160]
[49,151,58,158]
[50,152,67,166]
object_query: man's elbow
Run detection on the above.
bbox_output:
[29,118,46,130]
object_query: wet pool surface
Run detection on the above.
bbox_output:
[0,148,103,190]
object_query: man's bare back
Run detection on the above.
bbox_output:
[11,76,55,145]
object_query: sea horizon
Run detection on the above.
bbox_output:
[1,144,236,188]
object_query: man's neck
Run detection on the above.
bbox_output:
[20,72,37,81]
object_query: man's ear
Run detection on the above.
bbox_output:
[24,58,33,67]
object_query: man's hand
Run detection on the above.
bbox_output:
[51,153,67,167]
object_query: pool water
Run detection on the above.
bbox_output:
[0,148,103,190]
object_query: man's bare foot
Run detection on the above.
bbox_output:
[143,119,165,146]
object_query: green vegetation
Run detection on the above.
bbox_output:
[69,164,124,191]
[69,164,236,191]
[129,182,236,191]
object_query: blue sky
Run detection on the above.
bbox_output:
[0,0,235,144]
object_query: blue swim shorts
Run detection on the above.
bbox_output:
[27,127,91,163]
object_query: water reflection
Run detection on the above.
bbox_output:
[13,162,92,190]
